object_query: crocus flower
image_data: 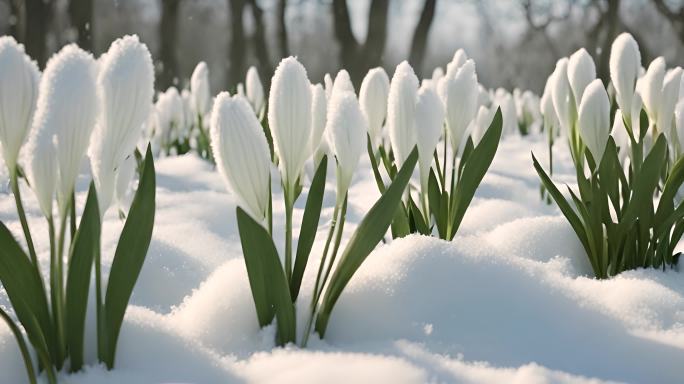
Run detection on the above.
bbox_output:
[324,73,333,100]
[155,87,184,145]
[191,61,211,117]
[359,67,390,148]
[578,79,610,164]
[567,48,596,108]
[640,57,666,123]
[609,33,641,127]
[431,67,444,83]
[657,67,682,140]
[445,49,468,79]
[309,83,327,158]
[26,127,57,218]
[676,100,684,154]
[472,105,495,145]
[387,61,419,167]
[0,36,40,174]
[90,34,154,215]
[211,93,272,223]
[611,109,630,163]
[540,78,560,133]
[325,91,367,200]
[551,58,576,136]
[440,60,479,154]
[246,66,265,114]
[415,84,445,195]
[331,69,355,98]
[268,57,312,193]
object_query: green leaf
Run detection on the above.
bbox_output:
[367,134,386,193]
[65,182,100,372]
[291,155,328,301]
[408,196,429,235]
[448,108,503,239]
[0,304,37,384]
[427,169,446,238]
[390,203,411,239]
[655,154,684,225]
[315,147,419,337]
[103,145,156,368]
[236,207,296,345]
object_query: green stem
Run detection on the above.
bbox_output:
[70,191,77,240]
[9,171,38,265]
[320,195,347,288]
[0,307,37,384]
[367,136,386,193]
[284,187,294,285]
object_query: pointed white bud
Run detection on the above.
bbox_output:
[657,67,682,140]
[611,109,630,163]
[268,57,312,192]
[191,61,211,117]
[90,35,154,215]
[359,67,390,147]
[326,91,367,200]
[567,48,596,108]
[640,57,666,122]
[246,66,264,114]
[676,100,684,154]
[610,33,641,126]
[331,69,355,99]
[211,93,272,222]
[630,91,643,138]
[324,73,334,100]
[472,105,495,145]
[415,84,445,193]
[309,83,327,157]
[155,87,184,144]
[440,60,478,154]
[578,80,610,164]
[0,36,40,173]
[26,128,57,218]
[550,58,576,135]
[114,154,137,212]
[388,61,419,167]
[445,49,468,79]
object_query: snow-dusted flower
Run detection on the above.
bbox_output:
[114,154,137,211]
[331,69,355,99]
[155,87,184,143]
[191,61,211,117]
[657,67,682,140]
[211,93,271,222]
[567,48,596,108]
[246,66,264,114]
[387,61,419,167]
[415,84,445,193]
[610,33,641,126]
[578,79,610,164]
[90,34,154,215]
[0,36,40,173]
[26,128,57,218]
[550,58,576,135]
[640,57,666,123]
[359,67,390,147]
[326,91,367,200]
[268,57,312,192]
[440,60,478,154]
[309,83,327,157]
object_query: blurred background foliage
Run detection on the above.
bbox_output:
[3,0,684,94]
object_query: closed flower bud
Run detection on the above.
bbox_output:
[388,61,419,167]
[246,66,265,114]
[445,49,468,79]
[26,128,57,218]
[440,60,478,154]
[611,110,630,163]
[90,35,154,215]
[268,57,313,193]
[431,67,444,83]
[114,154,137,211]
[657,67,682,140]
[640,57,666,122]
[325,91,367,200]
[0,36,40,174]
[331,69,355,99]
[324,73,334,100]
[676,100,684,154]
[211,93,272,223]
[567,48,596,108]
[540,78,559,131]
[610,33,641,127]
[630,91,643,138]
[472,105,495,145]
[309,83,327,157]
[359,67,390,148]
[578,79,610,164]
[191,61,211,117]
[551,58,576,135]
[415,84,445,193]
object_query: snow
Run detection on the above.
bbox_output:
[1,134,684,383]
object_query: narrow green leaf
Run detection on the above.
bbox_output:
[291,156,328,301]
[390,203,411,239]
[427,169,445,238]
[0,306,37,384]
[408,196,429,235]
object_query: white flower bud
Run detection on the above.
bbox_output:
[676,100,684,154]
[567,48,596,108]
[0,36,40,173]
[440,60,479,154]
[610,33,641,126]
[191,61,211,117]
[155,87,184,144]
[324,73,334,100]
[640,57,666,122]
[388,61,419,167]
[331,69,355,99]
[551,58,576,135]
[246,66,264,114]
[309,83,327,157]
[26,128,56,218]
[611,109,630,163]
[578,79,610,164]
[415,84,445,193]
[268,57,313,192]
[472,105,495,145]
[211,93,272,223]
[359,67,390,148]
[657,67,682,140]
[445,49,468,79]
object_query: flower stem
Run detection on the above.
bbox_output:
[9,171,38,265]
[284,187,294,285]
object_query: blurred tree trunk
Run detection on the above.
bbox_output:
[597,0,620,84]
[651,0,684,43]
[25,0,53,67]
[68,0,94,52]
[277,0,289,59]
[332,0,389,86]
[227,0,246,89]
[159,0,181,90]
[8,0,24,40]
[408,0,437,75]
[247,0,273,89]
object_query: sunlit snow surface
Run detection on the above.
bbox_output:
[1,134,683,383]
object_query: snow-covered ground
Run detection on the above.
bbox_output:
[1,134,683,383]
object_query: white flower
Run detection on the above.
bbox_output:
[415,84,445,193]
[155,87,184,144]
[611,109,630,163]
[550,58,576,137]
[567,48,596,108]
[325,91,367,200]
[630,91,643,138]
[445,49,468,79]
[431,67,444,83]
[472,105,495,145]
[0,36,40,173]
[211,93,272,222]
[676,100,684,154]
[191,61,211,117]
[359,67,390,148]
[657,67,682,140]
[610,33,641,127]
[90,34,154,215]
[439,60,479,154]
[309,83,327,158]
[268,57,312,193]
[246,66,265,114]
[640,57,666,123]
[115,154,137,211]
[388,61,419,167]
[578,79,610,164]
[499,92,518,135]
[324,73,333,100]
[331,69,355,99]
[26,128,57,218]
